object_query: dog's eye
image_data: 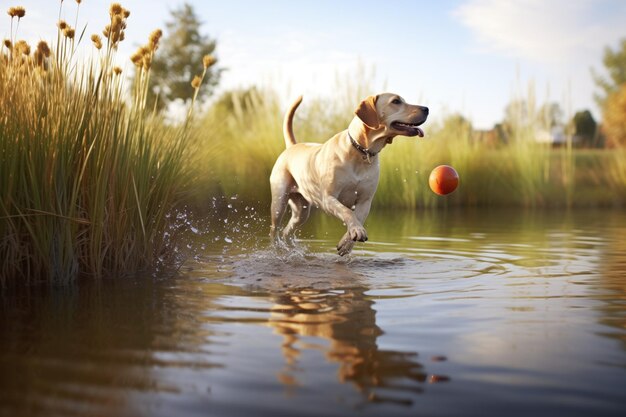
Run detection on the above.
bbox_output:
[392,98,402,105]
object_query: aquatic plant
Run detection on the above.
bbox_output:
[0,2,212,285]
[191,80,626,210]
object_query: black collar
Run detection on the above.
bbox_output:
[348,132,378,161]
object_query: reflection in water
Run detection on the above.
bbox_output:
[598,216,626,354]
[268,283,438,405]
[0,277,234,417]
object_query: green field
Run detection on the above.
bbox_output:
[190,88,626,210]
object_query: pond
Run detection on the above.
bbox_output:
[1,208,626,417]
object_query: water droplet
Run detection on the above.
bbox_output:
[224,237,233,243]
[190,226,199,234]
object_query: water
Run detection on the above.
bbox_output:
[1,209,626,417]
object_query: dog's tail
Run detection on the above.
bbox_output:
[283,96,302,148]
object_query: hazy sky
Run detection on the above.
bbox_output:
[5,0,626,128]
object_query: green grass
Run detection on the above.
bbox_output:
[190,87,626,210]
[0,3,204,285]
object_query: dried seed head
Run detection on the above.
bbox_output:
[14,40,30,56]
[91,34,102,49]
[123,8,130,18]
[130,51,142,67]
[36,41,50,57]
[102,24,111,39]
[76,0,82,4]
[139,45,151,57]
[3,39,11,49]
[191,75,202,89]
[109,3,123,18]
[57,20,68,30]
[203,55,216,69]
[149,29,162,51]
[63,27,75,39]
[113,66,122,75]
[111,15,123,31]
[8,6,25,18]
[34,42,49,67]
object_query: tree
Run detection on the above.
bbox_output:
[592,38,626,107]
[602,84,626,147]
[538,102,563,129]
[571,110,597,147]
[502,99,563,137]
[141,3,221,112]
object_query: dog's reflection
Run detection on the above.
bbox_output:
[267,280,448,405]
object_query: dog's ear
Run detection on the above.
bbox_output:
[355,95,380,129]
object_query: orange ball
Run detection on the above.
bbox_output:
[429,165,459,195]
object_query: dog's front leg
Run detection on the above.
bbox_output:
[336,198,372,256]
[321,195,368,243]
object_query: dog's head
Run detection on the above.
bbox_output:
[355,93,428,138]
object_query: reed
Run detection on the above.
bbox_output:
[0,2,211,285]
[191,83,626,210]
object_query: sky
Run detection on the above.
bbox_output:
[4,0,626,128]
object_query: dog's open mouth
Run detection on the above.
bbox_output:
[391,121,425,137]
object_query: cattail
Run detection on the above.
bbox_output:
[149,29,162,51]
[91,34,102,50]
[8,6,25,19]
[3,39,11,49]
[109,3,123,18]
[203,55,216,69]
[57,20,68,30]
[14,40,30,56]
[113,66,122,75]
[191,75,202,89]
[63,27,75,39]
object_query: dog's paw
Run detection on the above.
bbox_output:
[348,225,368,242]
[337,234,355,256]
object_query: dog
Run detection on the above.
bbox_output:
[269,93,428,255]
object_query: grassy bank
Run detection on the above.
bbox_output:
[0,3,206,285]
[190,88,626,210]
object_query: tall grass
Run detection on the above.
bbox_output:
[0,3,209,285]
[191,82,626,210]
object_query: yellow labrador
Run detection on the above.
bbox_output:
[269,93,429,255]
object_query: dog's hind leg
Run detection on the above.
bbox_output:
[269,168,294,243]
[270,189,288,243]
[281,193,311,243]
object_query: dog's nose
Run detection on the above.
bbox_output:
[421,106,429,115]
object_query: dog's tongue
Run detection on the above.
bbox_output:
[417,127,424,137]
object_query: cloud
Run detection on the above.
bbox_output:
[454,0,626,64]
